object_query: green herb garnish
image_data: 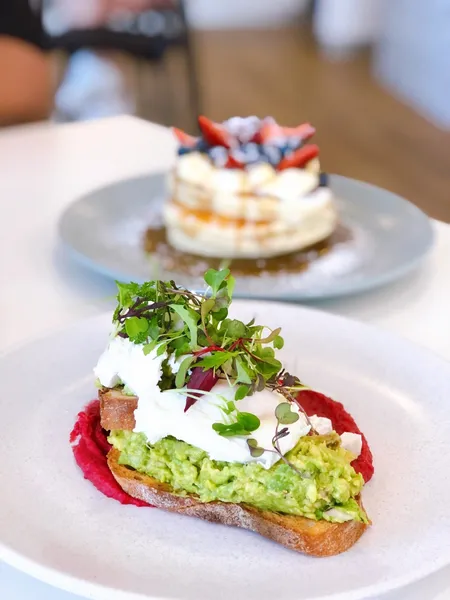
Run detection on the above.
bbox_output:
[111,268,313,469]
[112,269,298,398]
[212,412,261,437]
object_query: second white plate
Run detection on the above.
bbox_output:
[58,173,434,300]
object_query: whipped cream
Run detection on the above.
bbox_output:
[171,152,322,219]
[94,337,360,469]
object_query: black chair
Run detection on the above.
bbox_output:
[42,0,200,130]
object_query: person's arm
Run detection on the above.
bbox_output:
[0,0,54,126]
[0,35,54,126]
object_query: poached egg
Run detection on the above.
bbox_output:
[94,336,361,468]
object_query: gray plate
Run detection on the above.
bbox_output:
[58,173,434,300]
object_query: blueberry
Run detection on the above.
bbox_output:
[209,146,228,167]
[178,146,192,156]
[235,143,261,164]
[286,136,302,150]
[279,140,302,159]
[319,172,329,187]
[195,139,209,153]
[278,144,291,158]
[262,144,282,166]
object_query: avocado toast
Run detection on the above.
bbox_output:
[72,269,372,556]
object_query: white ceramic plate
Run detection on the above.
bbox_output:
[58,173,434,301]
[1,302,450,600]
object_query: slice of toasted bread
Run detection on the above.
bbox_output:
[107,448,368,557]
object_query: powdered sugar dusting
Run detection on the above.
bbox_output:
[144,219,372,299]
[104,198,165,250]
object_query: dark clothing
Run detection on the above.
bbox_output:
[0,0,45,49]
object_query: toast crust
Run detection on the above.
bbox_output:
[107,448,368,557]
[99,388,137,431]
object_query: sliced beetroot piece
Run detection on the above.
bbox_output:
[185,368,218,412]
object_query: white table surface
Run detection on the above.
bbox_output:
[0,115,449,600]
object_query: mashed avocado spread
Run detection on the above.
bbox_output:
[109,430,368,523]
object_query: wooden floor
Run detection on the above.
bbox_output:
[71,26,450,221]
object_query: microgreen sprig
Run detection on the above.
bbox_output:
[247,402,312,478]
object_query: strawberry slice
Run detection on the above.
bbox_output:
[251,119,273,144]
[259,122,284,144]
[282,123,316,140]
[250,131,263,144]
[198,116,231,148]
[277,144,319,170]
[260,122,315,145]
[173,127,198,147]
[224,155,244,169]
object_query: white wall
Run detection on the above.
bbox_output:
[373,0,450,129]
[186,0,311,29]
[313,0,384,50]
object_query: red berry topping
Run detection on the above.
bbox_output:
[198,115,231,148]
[277,144,319,171]
[175,116,320,171]
[259,122,315,145]
[249,131,263,144]
[172,127,198,147]
[282,123,316,140]
[224,155,244,169]
[259,122,284,144]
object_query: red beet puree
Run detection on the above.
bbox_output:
[70,400,151,507]
[70,392,374,506]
